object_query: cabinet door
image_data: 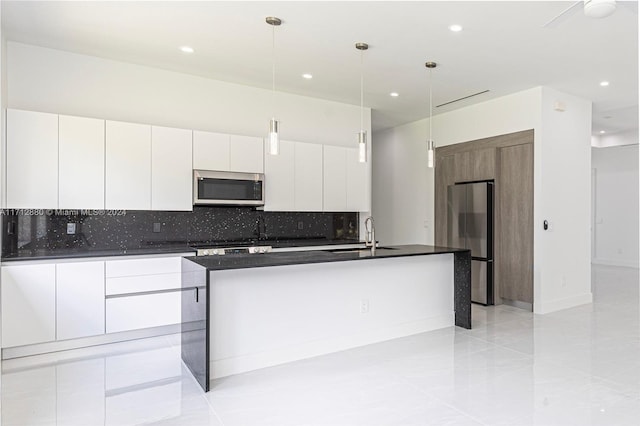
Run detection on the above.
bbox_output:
[59,115,105,209]
[454,151,473,183]
[1,264,56,347]
[56,262,105,340]
[6,109,59,209]
[472,148,496,181]
[151,126,193,211]
[346,147,369,212]
[434,154,455,246]
[230,135,264,173]
[498,143,534,304]
[193,131,229,171]
[294,142,323,211]
[323,145,347,211]
[264,139,295,211]
[105,121,151,210]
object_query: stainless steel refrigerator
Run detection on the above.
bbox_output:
[447,181,494,305]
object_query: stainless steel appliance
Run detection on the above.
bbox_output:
[447,180,494,305]
[193,244,272,256]
[193,170,265,206]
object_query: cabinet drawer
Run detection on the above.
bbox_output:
[105,257,182,278]
[106,292,180,333]
[106,273,181,295]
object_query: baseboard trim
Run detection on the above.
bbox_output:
[592,259,639,269]
[534,292,593,315]
[210,313,454,380]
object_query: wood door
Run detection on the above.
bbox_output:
[434,154,455,246]
[498,143,534,304]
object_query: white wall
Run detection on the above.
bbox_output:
[6,42,371,149]
[592,129,639,148]
[592,145,640,268]
[373,86,593,314]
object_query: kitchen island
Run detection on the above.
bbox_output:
[180,244,471,391]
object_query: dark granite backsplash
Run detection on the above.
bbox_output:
[2,207,359,257]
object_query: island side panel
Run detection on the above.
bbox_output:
[454,250,472,329]
[181,258,210,392]
[208,254,455,380]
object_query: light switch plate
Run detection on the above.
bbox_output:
[153,222,162,233]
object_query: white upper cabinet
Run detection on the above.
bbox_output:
[230,135,264,173]
[56,261,105,340]
[58,115,105,210]
[6,109,59,209]
[151,126,193,211]
[193,131,230,171]
[346,147,369,212]
[323,145,347,211]
[294,142,323,211]
[193,132,263,173]
[105,120,152,210]
[1,264,56,348]
[264,139,295,211]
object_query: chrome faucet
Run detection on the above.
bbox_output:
[364,216,376,254]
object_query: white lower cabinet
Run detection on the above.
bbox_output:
[1,255,183,350]
[56,261,105,340]
[106,292,181,333]
[1,264,56,348]
[105,257,182,333]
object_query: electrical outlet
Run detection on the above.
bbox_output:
[360,299,369,314]
[153,222,161,233]
[66,223,76,235]
[297,221,304,230]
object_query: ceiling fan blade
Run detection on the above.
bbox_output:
[543,1,583,28]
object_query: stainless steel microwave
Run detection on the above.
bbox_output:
[193,170,265,206]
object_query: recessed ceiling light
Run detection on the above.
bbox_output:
[180,46,194,54]
[302,73,313,79]
[390,92,399,97]
[599,130,606,134]
[600,81,610,87]
[449,24,463,32]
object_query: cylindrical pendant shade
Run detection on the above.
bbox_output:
[426,139,434,168]
[268,118,280,155]
[358,131,367,163]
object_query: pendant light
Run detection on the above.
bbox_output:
[356,42,368,163]
[425,61,437,168]
[266,16,282,155]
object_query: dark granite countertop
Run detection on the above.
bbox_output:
[0,238,363,261]
[185,244,470,271]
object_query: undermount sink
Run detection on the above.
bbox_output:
[328,246,397,253]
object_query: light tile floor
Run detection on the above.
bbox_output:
[2,265,639,425]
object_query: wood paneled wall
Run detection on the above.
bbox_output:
[434,129,534,307]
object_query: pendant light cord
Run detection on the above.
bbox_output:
[360,49,364,131]
[272,23,276,118]
[429,67,433,143]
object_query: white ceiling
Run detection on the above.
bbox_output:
[2,1,638,135]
